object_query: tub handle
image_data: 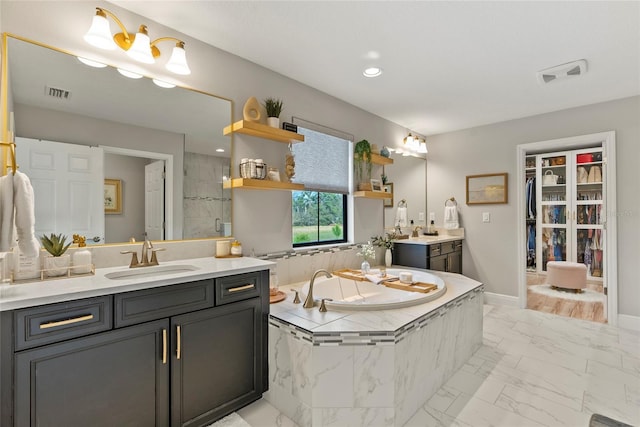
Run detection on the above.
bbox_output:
[319,298,333,312]
[292,289,301,304]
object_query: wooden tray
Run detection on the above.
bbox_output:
[382,280,438,293]
[269,290,287,304]
[215,254,243,259]
[332,269,368,281]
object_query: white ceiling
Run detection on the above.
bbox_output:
[112,1,640,137]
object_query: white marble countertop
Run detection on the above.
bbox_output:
[269,267,482,333]
[0,256,274,312]
[393,227,465,246]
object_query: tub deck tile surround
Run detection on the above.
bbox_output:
[267,270,483,426]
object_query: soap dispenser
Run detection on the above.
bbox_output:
[72,234,93,274]
[428,220,437,235]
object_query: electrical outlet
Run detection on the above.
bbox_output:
[418,212,425,221]
[482,212,490,223]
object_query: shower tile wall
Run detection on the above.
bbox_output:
[183,152,231,238]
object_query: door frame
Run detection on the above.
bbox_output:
[102,146,174,240]
[516,131,617,325]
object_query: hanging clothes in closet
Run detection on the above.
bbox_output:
[525,177,536,220]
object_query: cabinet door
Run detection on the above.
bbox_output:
[393,243,428,269]
[429,254,447,272]
[15,319,169,427]
[171,298,262,427]
[447,251,462,274]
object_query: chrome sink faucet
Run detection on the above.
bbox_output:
[121,233,166,268]
[303,269,332,308]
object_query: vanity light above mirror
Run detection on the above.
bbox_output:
[84,7,191,75]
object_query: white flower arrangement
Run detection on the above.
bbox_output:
[357,241,376,261]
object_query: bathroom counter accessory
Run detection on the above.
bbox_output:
[269,290,286,304]
[214,254,243,259]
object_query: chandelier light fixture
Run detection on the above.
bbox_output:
[84,7,191,75]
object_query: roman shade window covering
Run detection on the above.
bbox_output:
[292,126,350,193]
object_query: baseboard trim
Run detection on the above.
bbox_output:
[484,292,519,307]
[618,314,640,332]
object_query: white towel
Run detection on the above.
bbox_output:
[0,174,14,252]
[443,206,459,229]
[395,207,408,227]
[13,171,40,258]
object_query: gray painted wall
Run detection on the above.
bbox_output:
[426,96,639,317]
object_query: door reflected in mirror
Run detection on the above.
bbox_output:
[4,35,233,244]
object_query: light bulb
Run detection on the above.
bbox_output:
[127,25,155,64]
[165,43,191,75]
[84,11,117,50]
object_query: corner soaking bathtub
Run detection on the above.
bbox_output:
[299,268,446,311]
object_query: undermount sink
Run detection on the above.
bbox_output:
[105,264,200,280]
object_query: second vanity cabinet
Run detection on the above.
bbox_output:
[3,270,269,427]
[393,240,463,274]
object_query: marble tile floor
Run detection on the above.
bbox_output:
[231,304,639,427]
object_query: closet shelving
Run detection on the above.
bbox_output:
[528,147,605,280]
[222,120,305,191]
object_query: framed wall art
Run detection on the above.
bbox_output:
[104,178,122,214]
[465,173,508,204]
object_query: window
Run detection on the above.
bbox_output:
[291,124,350,247]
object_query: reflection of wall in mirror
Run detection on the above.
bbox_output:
[183,152,232,238]
[14,103,184,241]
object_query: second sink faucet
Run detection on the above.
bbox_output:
[303,269,332,308]
[121,233,166,268]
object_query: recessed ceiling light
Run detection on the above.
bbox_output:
[117,68,143,79]
[152,78,176,88]
[77,57,107,68]
[216,148,225,153]
[363,67,382,78]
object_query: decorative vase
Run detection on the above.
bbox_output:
[385,249,392,267]
[267,117,280,128]
[242,96,262,122]
[361,260,371,274]
[380,146,390,158]
[44,254,70,277]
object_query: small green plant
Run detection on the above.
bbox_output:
[331,224,342,238]
[41,233,71,257]
[263,97,284,118]
[372,232,397,250]
[354,139,372,183]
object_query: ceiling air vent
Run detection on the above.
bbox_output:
[44,85,72,100]
[536,59,587,85]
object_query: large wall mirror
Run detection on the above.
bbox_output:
[3,34,233,245]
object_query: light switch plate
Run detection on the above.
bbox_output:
[418,212,425,221]
[482,212,490,223]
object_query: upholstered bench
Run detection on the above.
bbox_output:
[547,261,587,293]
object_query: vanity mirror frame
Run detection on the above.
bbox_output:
[1,32,235,245]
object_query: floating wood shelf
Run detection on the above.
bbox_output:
[224,178,305,191]
[354,191,393,200]
[370,153,394,165]
[223,120,304,144]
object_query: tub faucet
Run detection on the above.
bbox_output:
[303,269,333,308]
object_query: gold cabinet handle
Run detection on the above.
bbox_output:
[162,329,167,364]
[228,284,254,293]
[39,314,94,329]
[176,325,181,360]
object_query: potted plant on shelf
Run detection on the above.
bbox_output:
[354,139,372,190]
[41,233,72,277]
[263,97,283,128]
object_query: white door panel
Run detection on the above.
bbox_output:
[145,160,165,240]
[16,137,104,243]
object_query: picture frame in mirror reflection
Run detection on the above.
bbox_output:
[465,173,508,204]
[104,179,122,214]
[383,183,394,207]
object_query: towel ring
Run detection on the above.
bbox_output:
[397,199,407,208]
[445,197,457,207]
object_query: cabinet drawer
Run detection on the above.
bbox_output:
[216,271,264,306]
[15,296,112,351]
[429,244,441,256]
[115,279,214,327]
[441,241,457,254]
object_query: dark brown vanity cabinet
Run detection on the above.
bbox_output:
[393,240,463,274]
[1,270,269,427]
